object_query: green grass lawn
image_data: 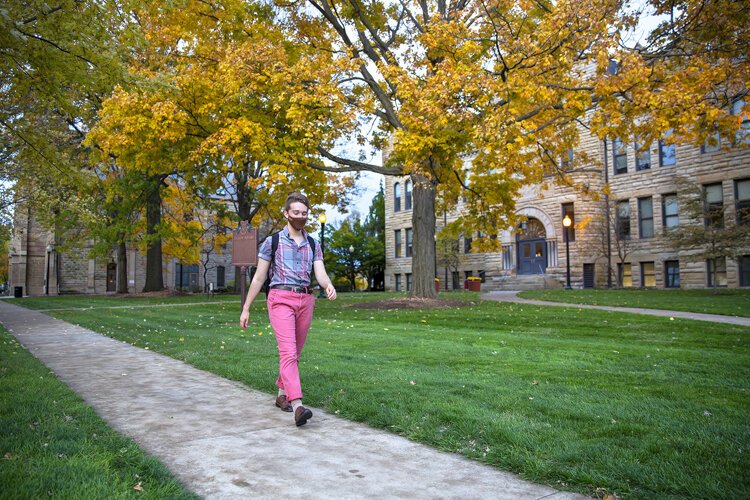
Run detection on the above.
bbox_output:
[11,292,750,499]
[519,288,750,317]
[0,326,197,499]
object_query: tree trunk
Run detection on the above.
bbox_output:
[116,239,128,293]
[143,175,164,292]
[410,172,438,298]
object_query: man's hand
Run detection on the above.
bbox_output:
[326,283,337,301]
[240,310,250,329]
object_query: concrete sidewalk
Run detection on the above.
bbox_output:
[482,291,750,326]
[0,301,584,500]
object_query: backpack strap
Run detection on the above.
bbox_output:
[307,235,317,257]
[269,232,280,275]
[263,232,280,295]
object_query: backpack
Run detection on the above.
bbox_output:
[263,232,317,295]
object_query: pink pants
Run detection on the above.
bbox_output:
[267,289,315,401]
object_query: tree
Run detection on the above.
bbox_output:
[666,178,750,288]
[589,199,636,288]
[85,0,356,290]
[278,0,749,299]
[0,2,160,293]
[361,183,386,290]
[436,232,462,288]
[160,183,233,291]
[324,218,361,290]
[0,0,133,226]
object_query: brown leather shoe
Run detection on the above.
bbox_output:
[275,395,292,412]
[294,406,313,427]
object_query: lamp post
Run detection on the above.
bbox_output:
[45,243,53,295]
[562,215,572,290]
[318,213,327,298]
[349,244,355,291]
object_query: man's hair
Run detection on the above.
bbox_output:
[284,192,310,211]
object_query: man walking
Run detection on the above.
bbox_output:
[240,192,337,426]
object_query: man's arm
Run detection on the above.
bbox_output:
[313,260,337,301]
[240,259,271,328]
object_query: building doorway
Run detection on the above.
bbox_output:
[106,263,117,292]
[516,219,547,275]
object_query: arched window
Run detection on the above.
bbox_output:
[394,182,401,212]
[405,180,412,210]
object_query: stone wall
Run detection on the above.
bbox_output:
[9,200,242,296]
[384,123,750,290]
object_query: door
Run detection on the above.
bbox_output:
[583,263,595,288]
[517,239,546,275]
[106,263,116,292]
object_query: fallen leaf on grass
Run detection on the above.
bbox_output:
[133,483,144,491]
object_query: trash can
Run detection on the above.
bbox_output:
[13,286,23,298]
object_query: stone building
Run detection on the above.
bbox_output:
[7,204,235,297]
[385,123,750,291]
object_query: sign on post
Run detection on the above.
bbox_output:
[231,221,258,267]
[232,221,258,307]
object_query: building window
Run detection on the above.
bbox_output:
[702,131,721,153]
[394,229,402,258]
[635,141,651,170]
[740,255,750,287]
[613,138,627,174]
[707,257,727,287]
[638,197,654,238]
[704,183,724,228]
[735,178,750,225]
[175,263,199,289]
[394,183,401,212]
[662,193,679,229]
[464,234,472,253]
[616,200,631,239]
[562,203,575,242]
[607,58,620,75]
[561,149,574,169]
[618,262,633,288]
[405,228,413,257]
[659,130,676,166]
[405,273,412,291]
[664,260,680,288]
[394,274,401,291]
[217,266,225,288]
[641,262,656,287]
[732,99,750,144]
[478,270,486,283]
[405,180,413,210]
[502,245,513,269]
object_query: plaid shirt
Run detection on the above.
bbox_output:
[259,227,323,288]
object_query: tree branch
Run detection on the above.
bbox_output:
[315,147,402,175]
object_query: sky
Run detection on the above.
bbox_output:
[318,147,384,229]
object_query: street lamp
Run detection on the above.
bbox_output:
[318,213,327,298]
[45,243,53,295]
[349,244,355,291]
[562,215,572,290]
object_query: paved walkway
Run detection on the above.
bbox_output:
[482,291,750,327]
[0,301,583,500]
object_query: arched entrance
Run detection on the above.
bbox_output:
[517,218,547,275]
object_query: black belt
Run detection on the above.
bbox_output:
[270,284,313,294]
